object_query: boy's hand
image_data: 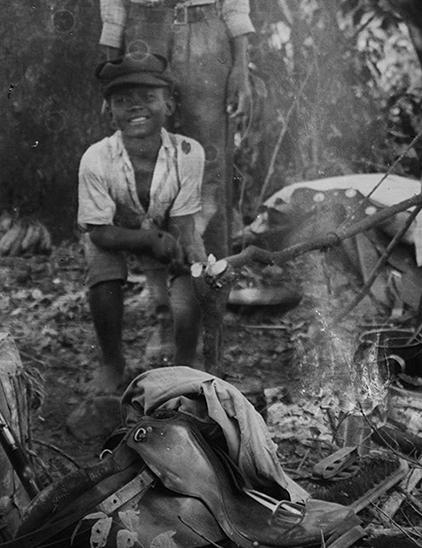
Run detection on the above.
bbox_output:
[145,229,184,265]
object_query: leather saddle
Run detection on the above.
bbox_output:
[12,412,362,548]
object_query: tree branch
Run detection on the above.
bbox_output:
[223,192,422,271]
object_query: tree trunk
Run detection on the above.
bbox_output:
[0,333,31,539]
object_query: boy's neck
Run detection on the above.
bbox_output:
[122,132,162,159]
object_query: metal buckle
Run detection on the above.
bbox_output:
[174,4,188,24]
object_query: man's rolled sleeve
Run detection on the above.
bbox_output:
[221,0,255,38]
[78,153,116,230]
[169,141,205,217]
[99,0,127,48]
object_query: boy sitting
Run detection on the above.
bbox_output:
[78,54,207,393]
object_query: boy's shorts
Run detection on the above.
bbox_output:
[83,234,199,321]
[83,234,128,288]
[83,234,167,288]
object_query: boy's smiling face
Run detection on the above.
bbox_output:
[109,84,174,139]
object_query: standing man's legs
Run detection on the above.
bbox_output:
[124,4,233,259]
[170,11,233,259]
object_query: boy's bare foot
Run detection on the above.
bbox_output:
[92,363,125,395]
[145,322,174,361]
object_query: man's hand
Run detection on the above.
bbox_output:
[145,228,184,265]
[226,34,251,121]
[227,66,252,120]
[104,46,122,61]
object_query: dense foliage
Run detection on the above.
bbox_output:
[0,0,421,236]
[237,0,422,220]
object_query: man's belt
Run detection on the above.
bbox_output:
[138,0,216,7]
[135,0,218,24]
[174,2,217,24]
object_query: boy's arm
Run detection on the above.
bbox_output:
[168,215,207,265]
[79,151,182,263]
[89,225,184,264]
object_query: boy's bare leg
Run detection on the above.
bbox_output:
[88,280,125,393]
[170,275,202,366]
[144,268,174,360]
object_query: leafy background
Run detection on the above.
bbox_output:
[1,0,421,236]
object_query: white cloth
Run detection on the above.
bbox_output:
[121,366,310,502]
[265,174,422,265]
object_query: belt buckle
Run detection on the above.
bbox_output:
[174,4,188,24]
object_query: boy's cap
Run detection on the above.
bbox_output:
[96,54,174,98]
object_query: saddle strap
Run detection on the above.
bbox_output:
[10,443,152,548]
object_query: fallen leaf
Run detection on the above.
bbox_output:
[116,529,138,548]
[150,530,178,548]
[118,510,140,533]
[89,516,113,548]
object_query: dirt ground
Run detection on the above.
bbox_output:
[1,241,421,546]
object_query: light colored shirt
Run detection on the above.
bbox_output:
[78,128,204,231]
[99,0,255,48]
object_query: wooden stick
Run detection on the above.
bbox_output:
[32,438,81,469]
[379,456,422,525]
[366,526,422,536]
[257,63,314,211]
[331,201,422,325]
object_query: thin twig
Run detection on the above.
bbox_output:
[32,438,81,469]
[402,490,422,518]
[352,13,377,39]
[337,129,422,232]
[256,63,315,211]
[244,324,289,330]
[19,350,47,368]
[296,448,310,472]
[357,404,421,467]
[330,200,422,325]
[406,320,422,344]
[233,162,248,214]
[371,503,422,547]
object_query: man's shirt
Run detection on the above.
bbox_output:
[78,128,204,231]
[99,0,254,48]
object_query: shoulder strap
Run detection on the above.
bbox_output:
[162,133,182,226]
[168,132,182,193]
